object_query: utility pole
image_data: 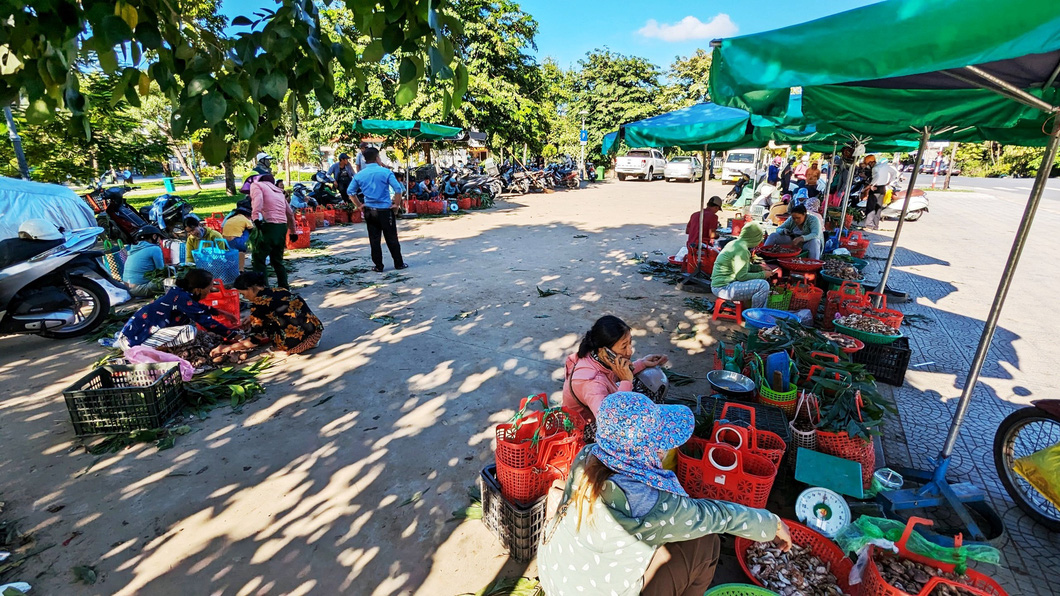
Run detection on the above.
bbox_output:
[943,142,959,190]
[4,105,30,180]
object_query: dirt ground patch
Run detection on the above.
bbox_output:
[0,179,746,594]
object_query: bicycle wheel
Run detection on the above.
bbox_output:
[993,407,1060,531]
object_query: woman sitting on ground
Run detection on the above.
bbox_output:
[538,392,792,596]
[208,272,323,361]
[562,315,668,437]
[710,223,778,309]
[117,268,238,351]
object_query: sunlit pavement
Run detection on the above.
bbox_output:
[0,178,1055,593]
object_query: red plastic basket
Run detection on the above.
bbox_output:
[816,429,875,489]
[495,395,581,470]
[286,225,312,249]
[735,519,857,595]
[204,217,223,233]
[351,209,364,223]
[333,209,350,224]
[861,517,1009,596]
[757,246,802,259]
[457,197,472,210]
[712,402,787,466]
[789,279,824,314]
[201,279,240,327]
[857,292,904,329]
[322,208,336,224]
[297,212,316,231]
[676,439,777,508]
[406,200,419,214]
[311,208,326,226]
[778,258,824,273]
[683,246,718,275]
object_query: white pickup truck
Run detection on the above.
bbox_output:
[616,148,667,181]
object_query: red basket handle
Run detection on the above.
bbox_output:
[847,231,863,242]
[837,280,863,296]
[865,291,888,310]
[212,279,226,292]
[712,422,753,451]
[509,393,549,427]
[916,577,994,596]
[809,351,840,364]
[702,442,743,473]
[895,516,934,555]
[719,402,757,430]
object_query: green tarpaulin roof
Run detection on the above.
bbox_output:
[353,119,463,141]
[604,104,919,156]
[709,0,1060,144]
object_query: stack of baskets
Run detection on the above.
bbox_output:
[494,394,581,504]
[822,281,868,330]
[788,279,824,315]
[840,230,871,258]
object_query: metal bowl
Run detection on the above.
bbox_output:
[706,369,757,400]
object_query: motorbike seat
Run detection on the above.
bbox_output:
[0,238,64,270]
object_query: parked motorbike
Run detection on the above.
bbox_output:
[584,159,597,182]
[881,188,930,221]
[994,400,1060,531]
[139,193,195,238]
[311,171,345,206]
[0,227,130,339]
[100,187,153,244]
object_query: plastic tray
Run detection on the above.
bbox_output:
[778,258,824,273]
[743,308,803,330]
[479,465,548,562]
[62,362,185,436]
[852,337,912,385]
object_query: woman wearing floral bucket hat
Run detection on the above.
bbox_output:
[539,392,792,596]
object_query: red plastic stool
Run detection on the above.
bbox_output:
[712,298,743,324]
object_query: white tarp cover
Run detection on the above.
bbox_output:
[0,177,96,240]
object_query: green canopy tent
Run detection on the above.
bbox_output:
[710,0,1060,542]
[352,119,465,206]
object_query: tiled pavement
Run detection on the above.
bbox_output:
[860,191,1060,596]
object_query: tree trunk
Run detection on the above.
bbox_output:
[168,135,202,190]
[223,147,237,195]
[285,132,293,185]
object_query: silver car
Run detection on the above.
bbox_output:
[664,155,704,182]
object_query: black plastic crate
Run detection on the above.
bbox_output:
[62,362,185,436]
[852,337,911,386]
[479,465,548,562]
[699,395,792,446]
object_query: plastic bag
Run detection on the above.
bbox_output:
[835,516,1000,573]
[1013,441,1060,509]
[124,345,195,381]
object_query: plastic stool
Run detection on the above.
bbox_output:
[712,298,743,324]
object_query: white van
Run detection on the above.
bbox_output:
[721,149,760,183]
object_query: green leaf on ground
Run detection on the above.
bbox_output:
[398,491,423,507]
[663,368,697,387]
[312,395,335,407]
[448,310,478,321]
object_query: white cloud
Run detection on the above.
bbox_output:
[637,14,738,42]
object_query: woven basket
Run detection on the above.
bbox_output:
[786,392,820,471]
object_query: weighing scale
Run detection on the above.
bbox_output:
[795,487,851,538]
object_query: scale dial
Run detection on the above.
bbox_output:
[795,487,851,538]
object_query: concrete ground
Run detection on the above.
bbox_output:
[0,177,1055,594]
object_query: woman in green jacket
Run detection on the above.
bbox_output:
[538,392,791,596]
[710,223,777,308]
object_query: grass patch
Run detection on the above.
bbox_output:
[128,188,241,216]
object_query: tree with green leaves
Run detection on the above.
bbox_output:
[2,0,464,165]
[567,49,665,161]
[664,49,712,109]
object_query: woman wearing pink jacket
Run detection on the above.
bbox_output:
[561,315,669,439]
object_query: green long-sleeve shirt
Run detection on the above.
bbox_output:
[538,449,780,596]
[711,238,770,288]
[776,214,823,245]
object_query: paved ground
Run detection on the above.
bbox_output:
[0,176,1056,594]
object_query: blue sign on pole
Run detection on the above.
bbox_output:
[579,129,589,143]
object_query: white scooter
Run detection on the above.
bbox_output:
[881,187,930,221]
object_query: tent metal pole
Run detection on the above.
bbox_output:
[940,116,1060,458]
[875,129,931,295]
[825,141,837,217]
[835,156,857,238]
[696,144,708,268]
[963,65,1058,113]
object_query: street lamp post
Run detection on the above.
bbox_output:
[579,110,589,180]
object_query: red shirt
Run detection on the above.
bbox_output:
[686,209,720,247]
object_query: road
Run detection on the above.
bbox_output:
[0,177,1055,594]
[919,174,1060,204]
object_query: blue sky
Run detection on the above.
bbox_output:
[221,0,881,69]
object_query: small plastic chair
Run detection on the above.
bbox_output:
[712,298,743,324]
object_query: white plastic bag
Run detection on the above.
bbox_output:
[124,346,195,381]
